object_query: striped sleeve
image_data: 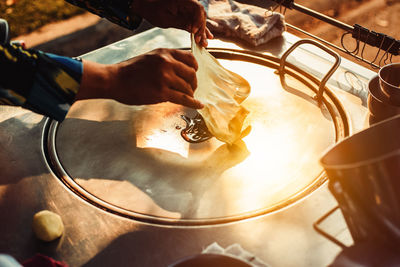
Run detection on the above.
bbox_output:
[0,43,82,121]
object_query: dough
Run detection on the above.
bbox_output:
[192,35,251,145]
[32,210,64,242]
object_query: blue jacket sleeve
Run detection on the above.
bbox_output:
[0,43,82,121]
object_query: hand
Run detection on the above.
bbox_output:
[76,48,204,109]
[130,0,213,47]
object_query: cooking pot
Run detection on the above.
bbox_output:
[368,75,400,124]
[320,115,400,247]
[379,63,400,106]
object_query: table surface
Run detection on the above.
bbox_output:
[0,28,376,266]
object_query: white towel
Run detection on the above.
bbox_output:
[200,0,286,46]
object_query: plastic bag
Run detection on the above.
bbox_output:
[191,35,251,145]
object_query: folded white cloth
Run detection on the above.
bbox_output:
[200,0,286,46]
[202,242,269,267]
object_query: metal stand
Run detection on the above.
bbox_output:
[270,0,400,69]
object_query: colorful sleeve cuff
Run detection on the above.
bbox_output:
[25,52,83,121]
[0,43,83,122]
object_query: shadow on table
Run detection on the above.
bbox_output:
[0,115,48,185]
[54,117,250,217]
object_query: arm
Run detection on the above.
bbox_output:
[1,0,211,120]
[65,0,213,46]
[0,43,202,121]
[76,48,203,109]
[65,0,142,30]
[130,0,213,46]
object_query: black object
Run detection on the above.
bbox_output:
[352,24,400,56]
[367,75,400,124]
[317,115,400,248]
[0,19,10,45]
[330,242,400,267]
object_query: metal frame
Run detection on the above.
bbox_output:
[271,0,400,69]
[42,48,350,226]
[313,206,348,248]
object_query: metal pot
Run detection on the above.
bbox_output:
[368,75,400,124]
[379,63,400,106]
[320,115,400,247]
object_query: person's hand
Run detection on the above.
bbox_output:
[130,0,213,47]
[76,48,203,109]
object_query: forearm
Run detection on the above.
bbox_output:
[75,60,115,101]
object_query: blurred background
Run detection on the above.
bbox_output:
[1,0,399,68]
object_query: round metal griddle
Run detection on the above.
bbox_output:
[43,48,350,226]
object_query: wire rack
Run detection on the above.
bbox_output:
[270,0,400,69]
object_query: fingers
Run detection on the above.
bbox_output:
[170,49,198,70]
[195,25,213,47]
[187,0,209,47]
[193,20,207,46]
[167,89,204,109]
[129,48,202,109]
[166,49,201,108]
[168,74,195,97]
[194,24,206,44]
[206,27,214,39]
[189,1,206,33]
[201,27,214,47]
[172,62,197,91]
[172,0,211,47]
[169,49,198,93]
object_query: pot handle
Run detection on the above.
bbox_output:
[278,39,341,103]
[313,206,349,249]
[0,19,10,45]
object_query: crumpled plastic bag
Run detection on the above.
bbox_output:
[191,35,251,145]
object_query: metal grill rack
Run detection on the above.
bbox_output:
[270,0,400,69]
